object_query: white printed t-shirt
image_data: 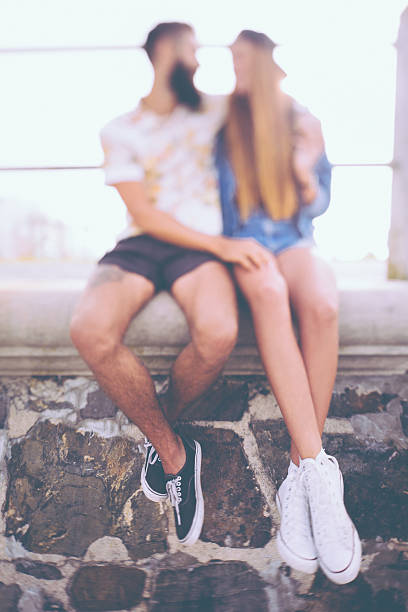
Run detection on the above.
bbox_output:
[99,95,228,241]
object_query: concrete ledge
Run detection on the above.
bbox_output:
[1,280,408,376]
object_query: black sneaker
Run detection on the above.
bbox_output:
[141,438,168,502]
[165,435,204,546]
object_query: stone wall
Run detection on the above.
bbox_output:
[0,373,407,611]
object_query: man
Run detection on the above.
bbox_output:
[70,22,270,546]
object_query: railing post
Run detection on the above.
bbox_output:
[388,7,408,279]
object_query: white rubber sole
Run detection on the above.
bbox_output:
[276,494,318,574]
[179,440,204,546]
[311,463,361,584]
[141,465,168,503]
[318,525,362,585]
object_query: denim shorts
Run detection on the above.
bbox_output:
[230,210,315,255]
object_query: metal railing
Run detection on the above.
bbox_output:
[0,43,394,174]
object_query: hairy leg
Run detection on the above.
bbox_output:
[70,264,185,473]
[233,260,322,460]
[163,261,239,423]
[276,248,339,464]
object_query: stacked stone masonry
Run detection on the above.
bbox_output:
[0,374,407,611]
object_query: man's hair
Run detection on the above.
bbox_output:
[142,22,193,62]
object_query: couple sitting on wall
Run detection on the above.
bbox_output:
[70,22,361,584]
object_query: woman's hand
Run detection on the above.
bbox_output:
[210,236,272,270]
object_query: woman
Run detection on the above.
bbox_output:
[215,30,361,584]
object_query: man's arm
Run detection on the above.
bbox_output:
[115,181,271,270]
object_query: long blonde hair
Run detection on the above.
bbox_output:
[226,30,298,221]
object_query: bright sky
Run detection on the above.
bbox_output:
[1,0,407,261]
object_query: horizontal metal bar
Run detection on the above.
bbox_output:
[0,162,394,172]
[0,45,142,53]
[332,162,394,168]
[0,165,101,171]
[0,43,228,54]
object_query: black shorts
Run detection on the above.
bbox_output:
[98,234,220,291]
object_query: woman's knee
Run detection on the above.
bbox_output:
[302,293,339,327]
[242,270,289,307]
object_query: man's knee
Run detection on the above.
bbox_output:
[192,316,238,367]
[70,308,119,364]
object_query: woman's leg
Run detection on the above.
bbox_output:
[276,247,339,463]
[233,260,322,460]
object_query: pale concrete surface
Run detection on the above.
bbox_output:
[0,259,407,376]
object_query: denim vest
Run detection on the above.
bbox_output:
[214,127,332,239]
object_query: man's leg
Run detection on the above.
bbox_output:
[69,264,185,474]
[163,261,239,423]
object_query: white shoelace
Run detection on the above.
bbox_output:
[166,475,182,526]
[282,468,312,541]
[301,453,351,549]
[144,437,160,465]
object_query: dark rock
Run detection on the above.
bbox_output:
[302,554,407,612]
[181,425,272,547]
[179,376,268,422]
[323,434,408,540]
[43,592,67,611]
[252,420,408,540]
[329,387,396,417]
[14,558,62,579]
[80,389,117,419]
[304,572,375,612]
[5,420,167,558]
[374,588,406,612]
[363,541,408,610]
[250,419,291,489]
[400,400,408,436]
[112,489,169,561]
[68,565,145,611]
[0,385,8,428]
[151,560,269,611]
[0,581,22,612]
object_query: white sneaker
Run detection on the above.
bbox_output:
[276,460,318,573]
[300,448,361,585]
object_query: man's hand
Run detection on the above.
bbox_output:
[115,181,271,268]
[210,236,272,270]
[293,111,324,204]
[293,149,319,204]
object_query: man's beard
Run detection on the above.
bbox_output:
[169,61,202,111]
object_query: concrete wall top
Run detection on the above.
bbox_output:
[1,279,408,376]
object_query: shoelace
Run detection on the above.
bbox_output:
[166,475,182,526]
[301,454,350,547]
[144,437,160,465]
[283,470,312,541]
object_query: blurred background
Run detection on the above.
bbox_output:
[1,0,407,270]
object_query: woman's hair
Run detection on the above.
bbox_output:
[226,29,297,221]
